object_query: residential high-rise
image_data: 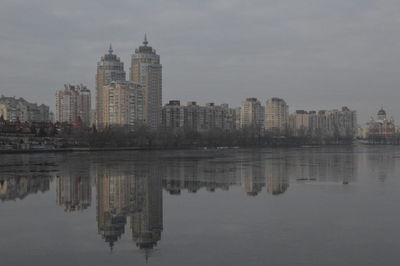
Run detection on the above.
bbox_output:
[55,84,91,126]
[184,101,200,131]
[130,35,162,129]
[161,101,237,132]
[103,81,144,128]
[162,100,184,130]
[0,95,49,122]
[96,45,126,127]
[265,98,288,133]
[289,110,309,136]
[289,107,357,138]
[240,98,264,128]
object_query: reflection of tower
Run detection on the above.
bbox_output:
[288,148,357,183]
[241,160,264,196]
[131,168,163,250]
[95,162,164,253]
[163,159,184,195]
[96,170,129,249]
[56,176,91,212]
[266,158,289,195]
[183,160,201,193]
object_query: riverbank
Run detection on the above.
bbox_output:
[0,143,359,154]
[1,136,397,154]
[0,146,153,154]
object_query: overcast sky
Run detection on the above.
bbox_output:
[1,0,400,122]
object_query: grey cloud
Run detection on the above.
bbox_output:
[0,0,399,122]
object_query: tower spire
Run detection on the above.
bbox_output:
[143,33,148,46]
[108,43,113,54]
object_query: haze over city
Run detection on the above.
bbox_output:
[1,0,400,122]
[3,2,400,266]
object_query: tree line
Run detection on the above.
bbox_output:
[56,124,355,149]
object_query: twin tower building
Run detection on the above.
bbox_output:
[96,35,162,129]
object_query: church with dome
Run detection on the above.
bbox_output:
[366,107,396,140]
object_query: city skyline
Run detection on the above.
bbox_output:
[1,0,400,123]
[1,40,396,125]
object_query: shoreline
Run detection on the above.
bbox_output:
[0,146,149,154]
[0,143,388,155]
[1,142,398,154]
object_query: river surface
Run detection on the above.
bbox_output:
[0,146,399,266]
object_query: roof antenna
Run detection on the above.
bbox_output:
[143,33,148,46]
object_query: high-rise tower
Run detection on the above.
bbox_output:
[55,84,91,126]
[130,35,162,129]
[240,98,264,128]
[265,98,288,133]
[96,45,126,127]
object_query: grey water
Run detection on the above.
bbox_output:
[0,146,399,266]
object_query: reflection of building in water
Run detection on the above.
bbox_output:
[91,151,360,253]
[56,176,91,212]
[163,159,185,195]
[241,161,264,196]
[162,158,240,194]
[161,153,287,197]
[366,151,396,182]
[0,175,51,202]
[161,151,356,195]
[266,158,289,195]
[161,154,291,196]
[131,168,163,250]
[287,149,357,184]
[96,168,130,249]
[95,164,163,251]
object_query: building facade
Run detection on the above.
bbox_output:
[96,45,126,127]
[0,95,49,122]
[103,81,144,128]
[55,84,91,126]
[265,98,288,133]
[240,98,264,128]
[289,110,310,136]
[162,101,238,132]
[162,100,184,130]
[288,107,357,139]
[130,35,162,129]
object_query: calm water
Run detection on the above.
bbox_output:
[0,146,400,266]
